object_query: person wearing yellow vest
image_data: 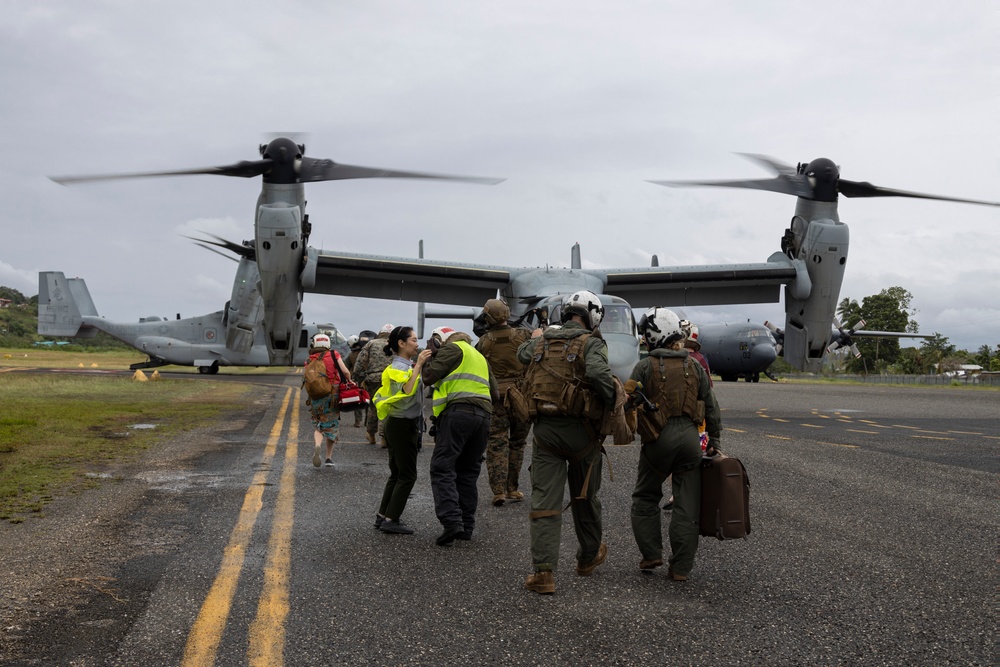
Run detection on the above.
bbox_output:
[422,327,499,546]
[372,326,432,536]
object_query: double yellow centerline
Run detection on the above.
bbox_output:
[182,386,299,667]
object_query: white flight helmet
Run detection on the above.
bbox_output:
[679,319,700,345]
[311,333,332,350]
[561,290,605,330]
[347,334,360,348]
[638,307,684,350]
[431,326,457,343]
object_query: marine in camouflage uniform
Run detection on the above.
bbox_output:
[352,326,394,444]
[473,299,531,506]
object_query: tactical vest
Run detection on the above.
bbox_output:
[524,333,603,421]
[476,327,529,393]
[635,355,705,442]
[431,341,492,417]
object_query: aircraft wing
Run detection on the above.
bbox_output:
[310,250,512,306]
[592,262,798,308]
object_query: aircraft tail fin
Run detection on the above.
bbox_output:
[37,271,99,337]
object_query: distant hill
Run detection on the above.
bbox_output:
[0,286,131,350]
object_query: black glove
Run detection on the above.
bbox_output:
[705,438,720,457]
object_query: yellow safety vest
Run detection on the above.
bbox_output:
[431,341,491,417]
[373,364,420,420]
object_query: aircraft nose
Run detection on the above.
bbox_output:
[753,342,777,366]
[605,333,640,380]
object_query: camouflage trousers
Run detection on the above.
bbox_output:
[364,382,384,438]
[486,407,530,496]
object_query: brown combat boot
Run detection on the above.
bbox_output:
[576,542,608,576]
[492,493,506,507]
[505,490,525,502]
[367,432,376,445]
[667,566,688,582]
[639,558,664,570]
[524,570,555,595]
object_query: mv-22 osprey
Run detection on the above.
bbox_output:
[51,141,999,379]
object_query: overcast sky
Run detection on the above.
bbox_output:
[2,2,997,352]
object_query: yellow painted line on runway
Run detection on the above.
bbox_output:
[892,424,921,430]
[819,441,860,449]
[913,435,954,441]
[984,435,1000,440]
[947,430,983,435]
[725,427,747,433]
[767,434,792,440]
[837,419,853,423]
[772,418,789,423]
[859,419,880,425]
[181,387,293,667]
[915,429,951,436]
[847,429,878,435]
[800,423,824,429]
[248,395,299,666]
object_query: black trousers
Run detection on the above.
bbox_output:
[429,405,490,533]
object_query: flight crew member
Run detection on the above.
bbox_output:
[517,290,616,595]
[421,327,498,546]
[305,333,353,468]
[627,307,721,582]
[473,298,531,507]
[372,326,432,536]
[346,334,368,428]
[353,324,395,446]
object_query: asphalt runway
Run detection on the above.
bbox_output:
[9,379,998,665]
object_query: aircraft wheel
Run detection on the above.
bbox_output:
[198,366,211,374]
[751,372,760,383]
[208,363,220,375]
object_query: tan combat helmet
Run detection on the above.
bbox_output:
[482,298,511,328]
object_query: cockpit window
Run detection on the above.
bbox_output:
[601,305,635,335]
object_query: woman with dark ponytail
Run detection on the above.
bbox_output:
[371,326,432,535]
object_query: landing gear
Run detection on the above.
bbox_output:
[198,362,220,375]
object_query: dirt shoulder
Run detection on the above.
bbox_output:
[0,384,278,663]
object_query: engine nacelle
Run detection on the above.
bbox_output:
[780,200,850,373]
[255,201,305,364]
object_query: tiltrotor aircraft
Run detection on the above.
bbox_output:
[52,142,999,379]
[36,271,350,373]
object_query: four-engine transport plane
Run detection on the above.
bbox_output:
[51,142,999,378]
[36,271,349,373]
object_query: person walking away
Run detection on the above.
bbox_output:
[517,290,616,594]
[627,307,721,582]
[474,298,531,507]
[353,324,394,445]
[421,327,498,546]
[305,333,352,468]
[372,326,431,535]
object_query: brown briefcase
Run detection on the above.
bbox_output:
[699,454,751,540]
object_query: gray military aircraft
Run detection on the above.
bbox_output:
[694,318,932,382]
[36,271,350,373]
[51,143,999,378]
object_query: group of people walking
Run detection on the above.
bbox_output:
[302,290,721,593]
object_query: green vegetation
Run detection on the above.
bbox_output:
[0,374,254,522]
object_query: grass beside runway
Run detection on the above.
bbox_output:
[0,374,254,523]
[0,347,298,375]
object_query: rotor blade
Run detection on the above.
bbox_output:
[838,179,1000,207]
[850,344,862,358]
[50,159,273,185]
[184,233,255,260]
[849,319,866,331]
[826,340,842,354]
[298,158,504,185]
[735,153,798,176]
[193,243,239,263]
[648,175,814,198]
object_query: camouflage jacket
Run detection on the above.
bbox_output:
[352,334,392,388]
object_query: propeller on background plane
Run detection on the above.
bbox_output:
[649,153,1000,206]
[827,318,866,358]
[763,320,784,356]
